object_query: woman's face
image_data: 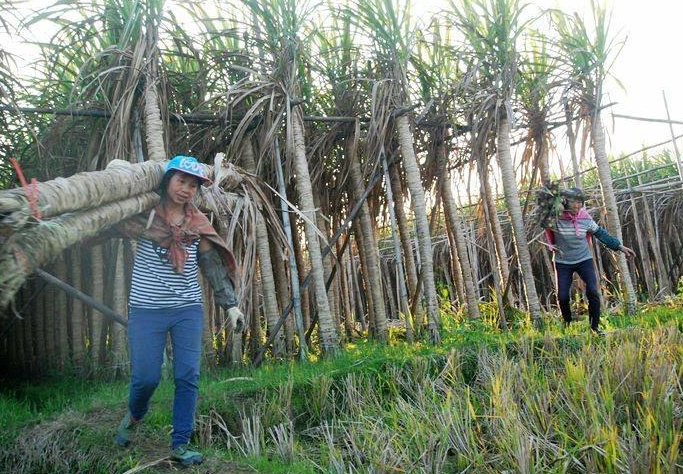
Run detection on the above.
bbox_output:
[566,198,583,215]
[165,171,200,207]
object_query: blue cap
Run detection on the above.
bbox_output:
[165,155,210,184]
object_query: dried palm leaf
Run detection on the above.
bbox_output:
[202,153,284,335]
[206,153,288,253]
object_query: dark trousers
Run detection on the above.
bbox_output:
[555,259,601,330]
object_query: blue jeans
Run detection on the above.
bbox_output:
[555,259,601,330]
[127,304,204,448]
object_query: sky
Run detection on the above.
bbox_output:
[2,0,682,158]
[535,0,683,158]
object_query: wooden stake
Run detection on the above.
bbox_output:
[662,91,683,186]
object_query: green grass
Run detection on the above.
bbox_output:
[1,301,682,473]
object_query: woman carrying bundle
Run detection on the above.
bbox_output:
[544,187,635,335]
[113,155,244,465]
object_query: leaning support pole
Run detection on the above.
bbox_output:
[662,91,683,187]
[381,150,412,339]
[273,138,308,362]
[35,268,127,326]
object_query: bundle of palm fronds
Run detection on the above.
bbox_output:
[0,160,165,309]
[533,180,564,229]
[0,155,282,311]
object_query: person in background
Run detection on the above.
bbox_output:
[113,155,244,466]
[544,187,635,336]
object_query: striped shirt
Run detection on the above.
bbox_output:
[551,210,599,265]
[129,237,203,308]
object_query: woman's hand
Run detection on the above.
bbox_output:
[619,245,636,258]
[227,306,245,332]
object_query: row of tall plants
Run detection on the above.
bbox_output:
[1,0,681,372]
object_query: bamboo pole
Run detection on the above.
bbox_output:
[637,174,671,297]
[0,105,370,124]
[661,91,683,187]
[35,268,127,326]
[627,181,655,296]
[381,152,412,340]
[611,112,683,126]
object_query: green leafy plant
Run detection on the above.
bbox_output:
[533,180,564,228]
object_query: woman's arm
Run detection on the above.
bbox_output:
[198,238,212,253]
[592,227,635,257]
[198,240,237,308]
[544,228,557,252]
[198,239,244,331]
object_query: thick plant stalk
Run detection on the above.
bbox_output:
[592,112,637,314]
[67,247,85,369]
[241,139,285,358]
[144,79,167,162]
[395,115,441,343]
[478,156,507,327]
[274,139,308,360]
[381,153,413,343]
[627,183,655,296]
[637,174,670,296]
[435,134,480,319]
[0,160,164,220]
[496,113,542,324]
[289,104,338,354]
[143,17,166,163]
[0,192,159,309]
[477,152,512,308]
[564,100,582,188]
[347,131,388,342]
[389,161,419,308]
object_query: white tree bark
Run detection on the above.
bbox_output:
[591,111,637,314]
[395,115,441,343]
[496,113,542,323]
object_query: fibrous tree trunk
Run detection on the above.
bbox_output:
[637,175,670,297]
[477,153,511,311]
[564,100,582,188]
[241,138,285,358]
[591,111,636,314]
[394,115,440,343]
[347,133,387,341]
[142,20,166,163]
[389,160,419,308]
[289,104,338,354]
[382,154,413,342]
[0,192,159,309]
[627,185,654,296]
[496,113,542,324]
[435,132,480,319]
